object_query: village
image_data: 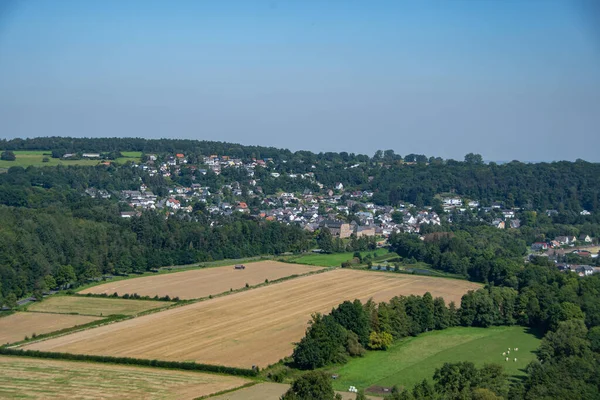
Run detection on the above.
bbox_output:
[80,152,598,256]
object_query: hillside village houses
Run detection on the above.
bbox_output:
[80,151,593,244]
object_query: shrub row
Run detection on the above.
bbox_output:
[0,347,258,377]
[75,292,179,302]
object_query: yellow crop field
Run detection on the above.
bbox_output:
[24,269,480,368]
[0,356,249,400]
[27,296,167,316]
[80,261,323,299]
[0,312,99,345]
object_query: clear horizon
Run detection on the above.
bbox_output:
[1,0,599,161]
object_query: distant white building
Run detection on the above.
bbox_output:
[443,197,462,206]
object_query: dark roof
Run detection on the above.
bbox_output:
[320,220,345,229]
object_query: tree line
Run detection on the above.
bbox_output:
[0,206,311,306]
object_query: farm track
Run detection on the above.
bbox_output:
[23,269,480,368]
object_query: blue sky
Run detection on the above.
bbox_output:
[0,0,599,161]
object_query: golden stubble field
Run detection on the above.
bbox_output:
[0,356,249,400]
[0,312,100,345]
[24,269,480,368]
[79,261,323,299]
[27,296,167,316]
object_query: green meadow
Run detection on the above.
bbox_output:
[0,150,142,168]
[328,326,541,393]
[291,248,390,267]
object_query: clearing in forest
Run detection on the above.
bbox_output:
[329,326,542,393]
[79,261,323,299]
[0,356,249,400]
[27,296,168,316]
[24,269,480,368]
[0,312,99,345]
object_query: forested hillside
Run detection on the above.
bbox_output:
[0,207,310,305]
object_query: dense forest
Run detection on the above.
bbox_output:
[0,207,311,306]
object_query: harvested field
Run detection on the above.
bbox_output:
[80,261,323,299]
[24,269,480,368]
[0,356,249,400]
[27,296,167,316]
[207,383,382,400]
[0,312,99,345]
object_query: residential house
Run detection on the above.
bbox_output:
[502,210,515,219]
[166,198,181,210]
[579,234,592,243]
[509,219,521,229]
[531,242,549,251]
[576,265,595,277]
[443,197,462,206]
[492,219,505,229]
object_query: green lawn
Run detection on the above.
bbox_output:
[0,150,141,168]
[328,326,541,393]
[292,249,390,267]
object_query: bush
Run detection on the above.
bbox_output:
[0,151,16,161]
[368,331,393,350]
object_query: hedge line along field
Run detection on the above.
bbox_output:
[24,269,480,368]
[0,356,249,400]
[0,312,100,345]
[79,261,324,300]
[328,326,542,393]
[27,296,168,316]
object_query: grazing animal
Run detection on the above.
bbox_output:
[502,352,506,356]
[507,350,510,354]
[514,358,517,362]
[506,357,509,361]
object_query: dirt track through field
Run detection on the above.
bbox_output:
[0,312,99,345]
[24,269,480,368]
[0,356,248,400]
[80,261,322,299]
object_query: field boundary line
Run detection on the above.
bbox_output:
[194,382,259,400]
[0,348,259,378]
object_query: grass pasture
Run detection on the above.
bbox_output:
[0,150,142,168]
[0,312,100,345]
[80,261,324,300]
[25,269,480,368]
[0,356,249,400]
[292,248,390,267]
[329,326,542,393]
[27,296,167,316]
